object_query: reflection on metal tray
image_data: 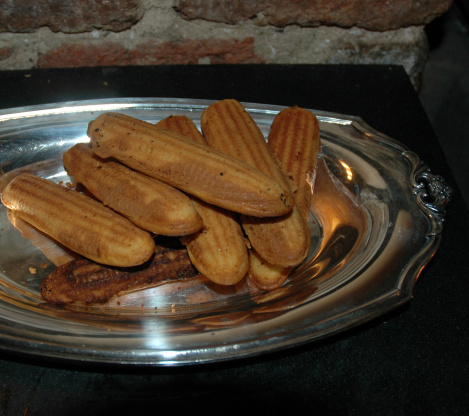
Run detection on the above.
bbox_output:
[0,98,450,366]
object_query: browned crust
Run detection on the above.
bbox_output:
[41,241,199,305]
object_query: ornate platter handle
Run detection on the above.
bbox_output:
[404,151,452,232]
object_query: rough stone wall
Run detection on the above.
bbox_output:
[0,0,453,87]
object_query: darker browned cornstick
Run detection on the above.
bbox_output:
[41,242,198,305]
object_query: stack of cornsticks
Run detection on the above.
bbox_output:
[1,99,320,304]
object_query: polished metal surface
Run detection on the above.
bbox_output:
[0,98,449,365]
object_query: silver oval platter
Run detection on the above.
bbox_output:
[0,98,450,366]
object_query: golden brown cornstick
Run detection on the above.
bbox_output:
[156,115,249,285]
[248,250,292,291]
[1,173,155,267]
[155,115,202,144]
[268,106,320,223]
[248,107,320,290]
[63,143,203,236]
[87,112,293,218]
[200,99,310,268]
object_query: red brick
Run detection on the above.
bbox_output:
[129,38,264,64]
[174,0,454,31]
[0,47,11,60]
[0,0,143,33]
[37,43,127,67]
[37,38,264,68]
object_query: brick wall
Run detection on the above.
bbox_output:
[0,0,453,87]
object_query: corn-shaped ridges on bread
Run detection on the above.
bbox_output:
[156,115,249,285]
[87,112,293,218]
[1,173,155,267]
[63,143,203,236]
[201,99,311,269]
[268,106,321,223]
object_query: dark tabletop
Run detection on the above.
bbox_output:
[0,65,468,415]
